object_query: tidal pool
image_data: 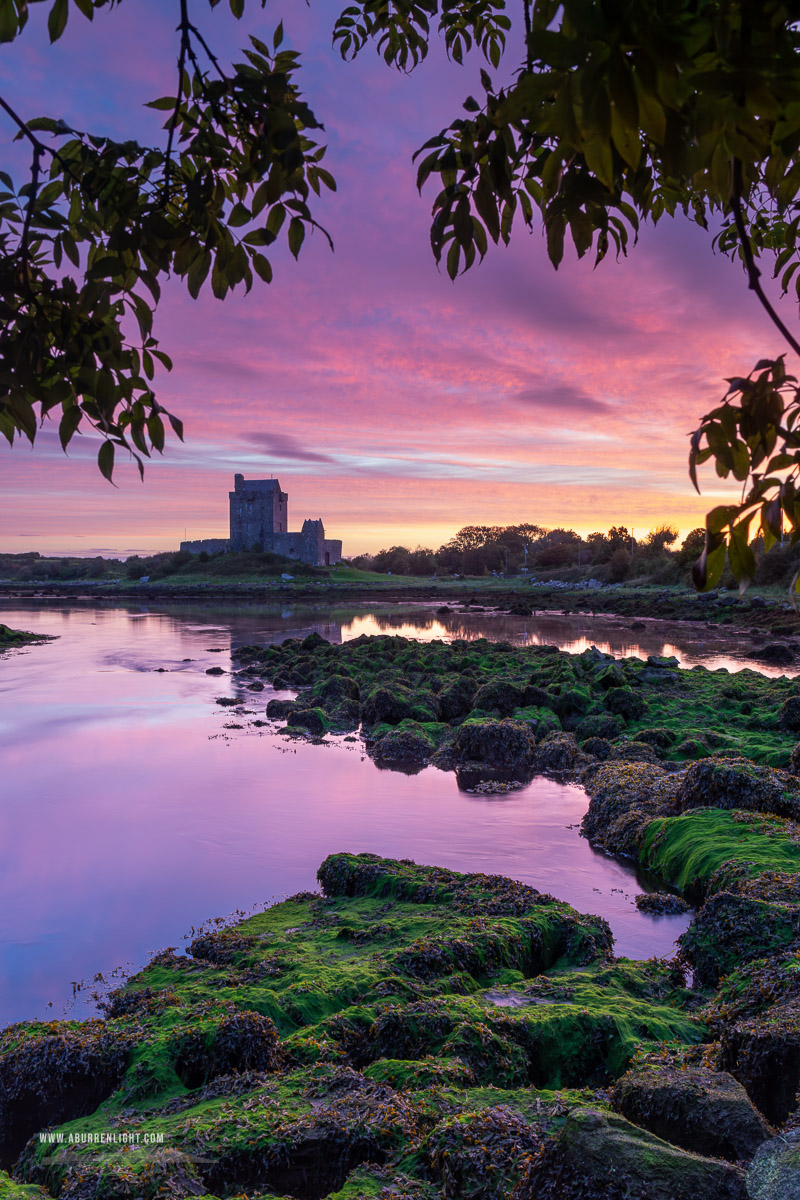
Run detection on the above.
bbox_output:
[2,597,774,1027]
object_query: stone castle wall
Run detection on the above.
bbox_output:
[180,475,342,567]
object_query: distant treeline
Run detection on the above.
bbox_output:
[349,523,800,587]
[0,549,321,582]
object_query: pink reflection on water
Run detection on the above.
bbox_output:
[2,599,773,1026]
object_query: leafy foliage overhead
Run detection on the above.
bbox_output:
[0,0,333,479]
[4,0,800,596]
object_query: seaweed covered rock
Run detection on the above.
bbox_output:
[169,1009,282,1089]
[437,675,477,720]
[679,887,800,987]
[634,892,690,914]
[266,697,299,719]
[372,726,436,768]
[360,685,438,728]
[576,711,625,741]
[286,707,328,736]
[5,857,707,1200]
[471,679,525,717]
[313,674,360,703]
[523,1108,747,1200]
[535,731,579,772]
[0,1022,131,1167]
[783,695,800,732]
[604,687,647,721]
[610,1065,770,1161]
[676,757,800,821]
[720,999,800,1125]
[747,1130,800,1200]
[420,1105,543,1199]
[582,762,680,859]
[454,717,537,771]
[581,736,612,759]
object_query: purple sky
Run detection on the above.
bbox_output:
[1,0,791,556]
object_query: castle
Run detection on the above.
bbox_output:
[180,475,343,567]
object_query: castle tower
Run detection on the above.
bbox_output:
[229,474,288,551]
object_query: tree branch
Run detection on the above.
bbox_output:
[20,142,42,268]
[522,0,532,73]
[730,156,800,359]
[163,0,191,204]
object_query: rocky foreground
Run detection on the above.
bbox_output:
[4,633,800,1198]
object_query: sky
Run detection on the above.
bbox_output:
[1,0,794,557]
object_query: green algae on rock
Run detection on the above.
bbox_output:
[0,855,709,1200]
[0,625,53,651]
[234,634,800,773]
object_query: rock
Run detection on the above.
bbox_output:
[756,644,795,667]
[610,741,660,764]
[747,1129,800,1199]
[524,1108,747,1200]
[791,742,800,774]
[634,893,690,914]
[634,728,677,749]
[781,695,800,732]
[266,698,299,719]
[750,596,768,609]
[454,718,537,770]
[536,731,579,771]
[594,662,626,690]
[582,761,679,859]
[313,674,360,703]
[647,655,681,668]
[438,676,478,720]
[372,727,435,768]
[631,621,646,630]
[611,1065,770,1161]
[0,1023,131,1168]
[472,679,525,717]
[205,666,225,676]
[720,999,800,1124]
[676,757,800,821]
[682,891,800,988]
[575,712,625,740]
[581,736,612,760]
[286,707,327,736]
[605,687,647,721]
[170,1010,282,1089]
[360,685,438,727]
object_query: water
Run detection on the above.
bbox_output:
[3,596,775,1027]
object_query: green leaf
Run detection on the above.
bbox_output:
[167,412,184,441]
[229,0,244,17]
[545,215,564,269]
[251,252,273,283]
[48,0,68,43]
[287,217,305,259]
[58,404,82,451]
[98,440,115,483]
[145,96,178,111]
[274,20,283,50]
[728,524,756,588]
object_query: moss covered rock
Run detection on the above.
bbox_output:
[522,1107,747,1199]
[454,718,537,771]
[611,1065,770,1161]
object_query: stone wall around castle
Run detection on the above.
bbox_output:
[180,538,230,555]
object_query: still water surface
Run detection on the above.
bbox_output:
[1,599,782,1027]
